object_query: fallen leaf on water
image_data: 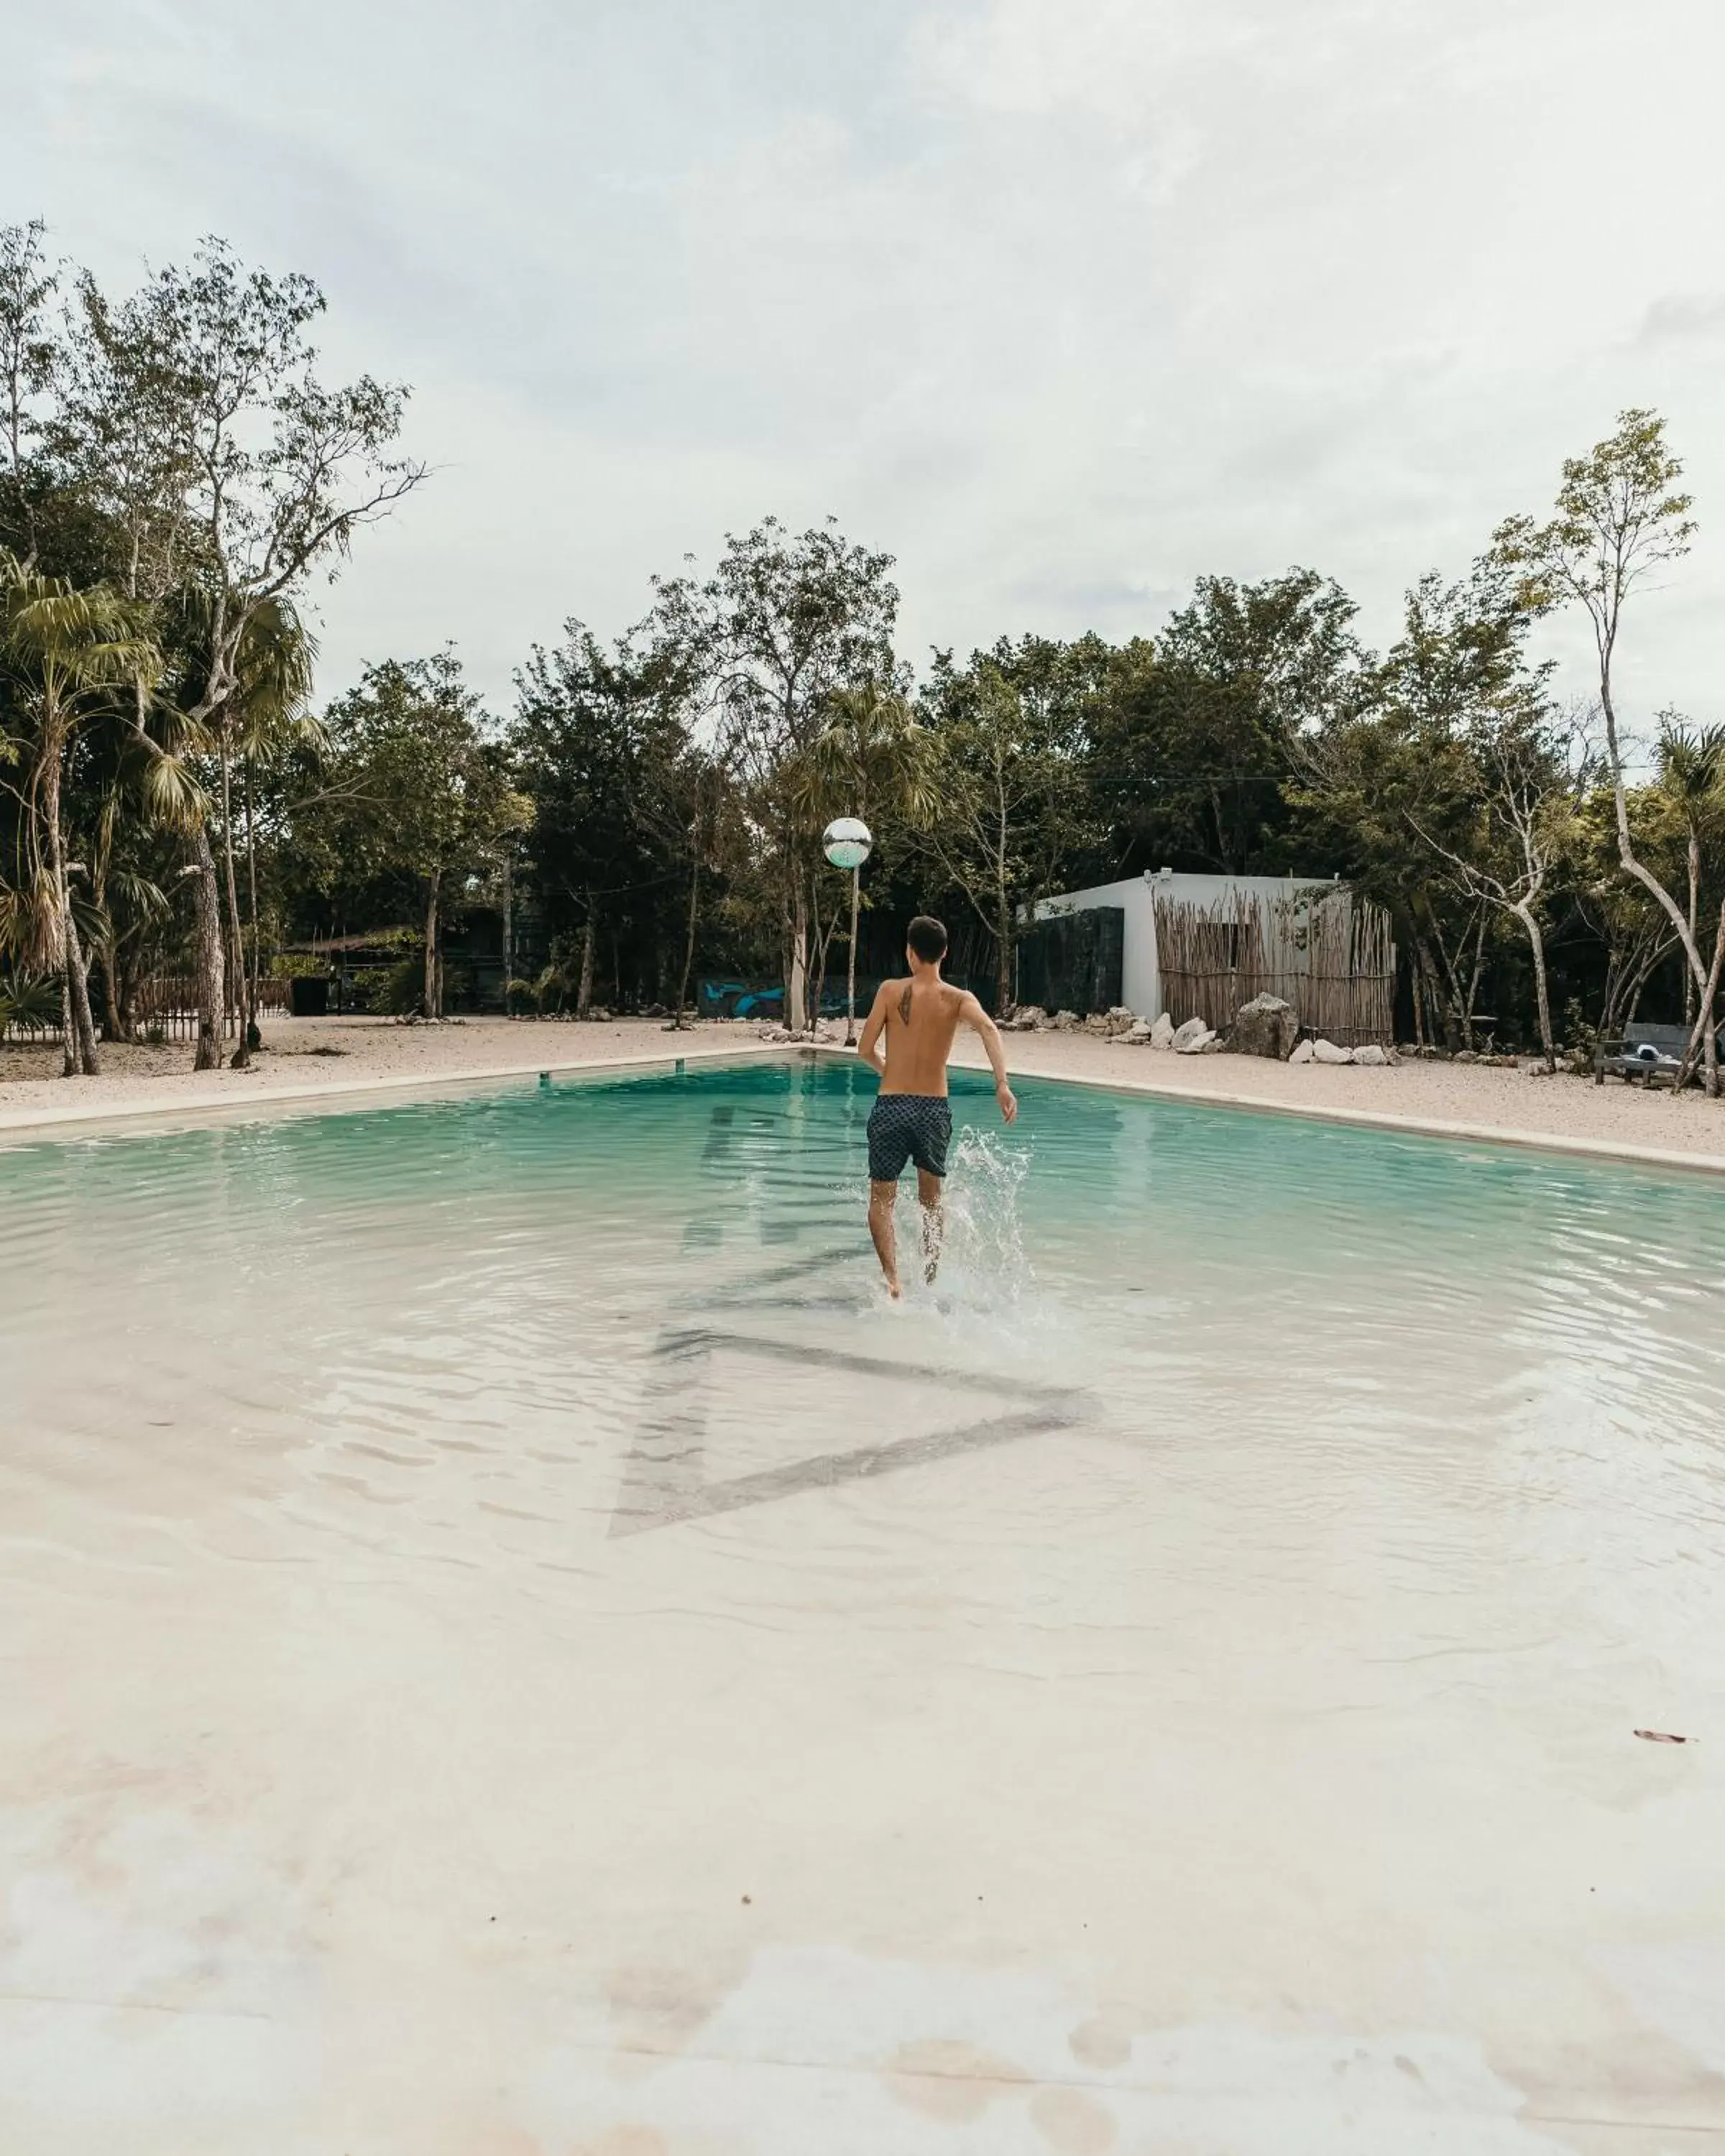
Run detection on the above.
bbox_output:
[1634,1729,1689,1744]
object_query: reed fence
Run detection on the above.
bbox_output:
[1154,887,1397,1047]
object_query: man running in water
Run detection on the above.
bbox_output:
[856,914,1018,1299]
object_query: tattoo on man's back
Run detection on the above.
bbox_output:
[899,982,914,1026]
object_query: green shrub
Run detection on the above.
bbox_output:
[372,956,423,1015]
[0,973,61,1035]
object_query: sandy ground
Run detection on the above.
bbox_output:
[0,1015,772,1130]
[949,1028,1725,1169]
[5,1011,1725,1169]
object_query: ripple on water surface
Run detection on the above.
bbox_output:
[4,1058,1724,1645]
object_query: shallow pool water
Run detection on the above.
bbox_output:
[3,1056,1724,2152]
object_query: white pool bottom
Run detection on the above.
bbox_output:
[2,1064,1722,2152]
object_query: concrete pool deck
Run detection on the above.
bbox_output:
[6,1014,1725,1177]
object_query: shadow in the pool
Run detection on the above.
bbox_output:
[610,1327,1090,1537]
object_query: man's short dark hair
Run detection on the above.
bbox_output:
[906,916,948,963]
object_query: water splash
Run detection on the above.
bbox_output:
[898,1125,1034,1319]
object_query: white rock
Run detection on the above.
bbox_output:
[1051,1010,1080,1032]
[1170,1017,1211,1054]
[1353,1044,1389,1067]
[1289,1038,1315,1064]
[1149,1012,1177,1050]
[1125,1017,1154,1043]
[1312,1038,1353,1064]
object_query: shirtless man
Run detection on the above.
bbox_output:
[856,914,1018,1298]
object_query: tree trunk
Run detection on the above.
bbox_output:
[995,780,1014,1018]
[788,867,809,1034]
[117,941,141,1043]
[995,877,1013,1021]
[806,872,829,1038]
[64,906,101,1076]
[1512,902,1555,1072]
[673,844,701,1029]
[1600,669,1709,998]
[190,824,225,1070]
[845,866,860,1045]
[1675,897,1725,1098]
[41,745,100,1077]
[1685,831,1700,1023]
[57,962,75,1077]
[219,740,253,1067]
[502,850,514,1016]
[1420,939,1449,1049]
[99,939,126,1044]
[423,872,440,1019]
[244,757,262,1029]
[577,895,596,1018]
[40,745,75,1077]
[1414,936,1453,1051]
[1595,946,1622,1084]
[1463,908,1488,1049]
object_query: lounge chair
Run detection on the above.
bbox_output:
[1599,1020,1724,1084]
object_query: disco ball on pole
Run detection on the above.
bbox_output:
[822,816,873,870]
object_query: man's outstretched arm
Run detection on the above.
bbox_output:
[960,993,1018,1124]
[857,983,891,1078]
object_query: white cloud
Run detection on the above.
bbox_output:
[1640,294,1725,344]
[6,0,1725,719]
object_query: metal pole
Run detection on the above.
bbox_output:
[845,864,860,1046]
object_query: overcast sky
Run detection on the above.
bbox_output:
[9,0,1725,729]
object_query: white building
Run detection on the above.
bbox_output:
[1034,870,1335,1021]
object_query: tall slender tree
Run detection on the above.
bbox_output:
[510,624,694,1018]
[650,518,898,1031]
[56,239,427,1064]
[910,651,1092,1015]
[1652,720,1725,1092]
[1494,411,1702,1010]
[302,653,525,1018]
[0,553,160,1073]
[0,220,57,568]
[791,681,937,1040]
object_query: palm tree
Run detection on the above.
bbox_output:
[791,682,937,1041]
[1655,719,1725,1094]
[1654,721,1725,1010]
[0,550,160,1074]
[206,597,318,1064]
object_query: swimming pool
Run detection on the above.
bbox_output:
[3,1055,1723,2152]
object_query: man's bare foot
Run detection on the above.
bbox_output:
[886,1277,903,1300]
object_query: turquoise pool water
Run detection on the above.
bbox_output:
[6,1056,1723,1557]
[4,1056,1724,2152]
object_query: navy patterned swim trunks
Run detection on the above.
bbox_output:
[867,1093,953,1182]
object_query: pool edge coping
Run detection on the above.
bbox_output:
[5,1034,1724,1181]
[0,1041,786,1142]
